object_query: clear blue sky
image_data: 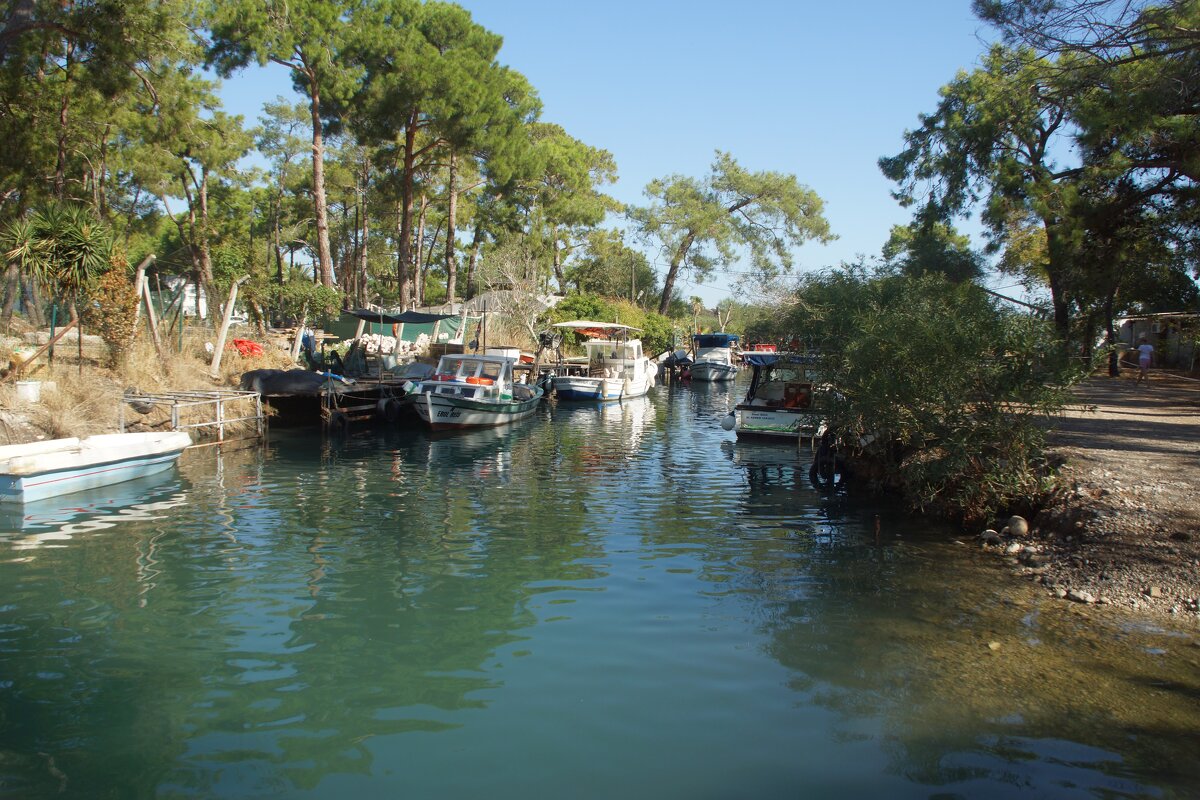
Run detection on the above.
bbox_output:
[218,0,991,306]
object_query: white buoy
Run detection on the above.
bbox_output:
[720,412,735,431]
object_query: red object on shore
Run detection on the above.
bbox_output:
[231,339,264,357]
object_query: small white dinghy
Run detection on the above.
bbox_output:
[0,431,192,504]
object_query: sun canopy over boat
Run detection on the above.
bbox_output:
[744,352,818,368]
[552,320,642,338]
[348,308,457,325]
[693,333,739,348]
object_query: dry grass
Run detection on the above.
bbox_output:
[1,324,299,444]
[480,316,539,353]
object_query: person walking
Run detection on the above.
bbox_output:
[1134,336,1154,386]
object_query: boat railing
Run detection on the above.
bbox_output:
[120,389,263,445]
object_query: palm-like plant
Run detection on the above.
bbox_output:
[4,204,113,321]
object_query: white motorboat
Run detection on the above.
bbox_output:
[408,351,543,430]
[549,321,656,401]
[689,333,740,382]
[0,431,192,504]
[725,352,825,440]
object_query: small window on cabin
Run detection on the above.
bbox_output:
[481,362,503,381]
[784,383,812,409]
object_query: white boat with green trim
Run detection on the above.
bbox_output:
[408,352,543,430]
[727,352,825,440]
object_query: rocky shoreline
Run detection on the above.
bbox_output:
[978,374,1200,622]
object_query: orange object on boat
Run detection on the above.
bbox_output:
[465,376,495,386]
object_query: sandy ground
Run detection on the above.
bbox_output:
[1007,370,1200,621]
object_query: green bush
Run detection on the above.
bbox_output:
[792,267,1081,522]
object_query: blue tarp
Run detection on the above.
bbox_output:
[693,333,739,348]
[745,352,818,368]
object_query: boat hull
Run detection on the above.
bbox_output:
[552,374,653,401]
[690,361,738,382]
[734,405,822,440]
[414,389,542,430]
[0,432,191,504]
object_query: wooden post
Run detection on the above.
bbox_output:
[209,275,250,380]
[141,278,164,358]
[290,306,308,362]
[0,318,78,382]
[132,254,155,324]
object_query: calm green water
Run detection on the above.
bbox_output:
[1,380,1198,799]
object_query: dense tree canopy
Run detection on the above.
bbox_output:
[2,0,1191,349]
[883,1,1198,353]
[630,151,834,315]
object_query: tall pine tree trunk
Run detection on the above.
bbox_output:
[465,222,483,300]
[53,43,74,200]
[395,199,409,309]
[445,150,459,305]
[396,115,418,309]
[305,63,335,288]
[414,194,427,308]
[357,153,370,308]
[658,232,696,315]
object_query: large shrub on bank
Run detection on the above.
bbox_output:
[794,267,1080,522]
[82,258,139,368]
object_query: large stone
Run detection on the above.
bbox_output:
[1067,589,1097,604]
[1004,515,1030,538]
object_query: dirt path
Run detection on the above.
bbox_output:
[1019,370,1200,620]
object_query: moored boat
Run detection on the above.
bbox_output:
[689,333,740,382]
[408,351,543,430]
[0,431,192,504]
[549,321,656,401]
[726,352,825,440]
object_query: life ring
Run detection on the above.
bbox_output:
[433,373,456,381]
[808,433,845,490]
[326,409,349,434]
[465,376,495,385]
[378,398,404,423]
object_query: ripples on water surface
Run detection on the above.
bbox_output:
[0,380,1197,798]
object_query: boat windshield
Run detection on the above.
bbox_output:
[766,363,813,383]
[439,357,508,382]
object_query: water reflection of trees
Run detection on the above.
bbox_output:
[0,420,621,795]
[4,393,1198,797]
[640,414,1200,797]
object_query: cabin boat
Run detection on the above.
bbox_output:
[689,333,740,382]
[727,352,824,440]
[408,351,543,430]
[0,432,192,504]
[550,321,656,401]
